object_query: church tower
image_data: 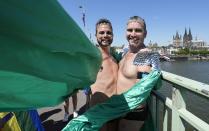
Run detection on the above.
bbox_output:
[188,28,193,41]
[173,31,182,47]
[183,28,188,47]
[183,28,193,48]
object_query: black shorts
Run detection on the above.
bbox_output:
[123,105,148,121]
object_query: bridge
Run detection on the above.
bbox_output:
[150,71,209,131]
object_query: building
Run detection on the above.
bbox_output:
[173,31,182,47]
[183,28,193,48]
[192,37,207,49]
[172,28,193,48]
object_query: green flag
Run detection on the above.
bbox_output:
[63,70,161,131]
[0,0,101,111]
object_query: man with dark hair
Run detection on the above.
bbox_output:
[89,18,118,131]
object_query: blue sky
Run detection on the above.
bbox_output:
[58,0,209,46]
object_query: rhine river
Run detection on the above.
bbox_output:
[159,60,209,129]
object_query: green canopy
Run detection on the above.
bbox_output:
[0,0,101,111]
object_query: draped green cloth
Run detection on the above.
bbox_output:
[63,70,162,131]
[0,0,101,111]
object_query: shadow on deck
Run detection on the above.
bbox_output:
[39,105,87,131]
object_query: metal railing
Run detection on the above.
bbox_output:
[150,71,209,131]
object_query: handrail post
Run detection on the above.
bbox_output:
[156,98,160,131]
[149,95,156,128]
[163,105,168,131]
[171,86,186,131]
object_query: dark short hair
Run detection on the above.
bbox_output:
[95,18,113,34]
[127,16,147,33]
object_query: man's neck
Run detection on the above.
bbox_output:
[129,43,145,53]
[98,45,110,55]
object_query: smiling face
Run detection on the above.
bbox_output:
[126,21,147,48]
[96,24,113,47]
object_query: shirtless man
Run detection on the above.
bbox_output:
[117,16,153,131]
[90,19,118,131]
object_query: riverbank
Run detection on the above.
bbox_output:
[168,55,209,61]
[188,56,209,60]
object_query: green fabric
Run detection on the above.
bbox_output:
[0,0,101,111]
[15,111,37,131]
[63,70,162,131]
[110,47,122,63]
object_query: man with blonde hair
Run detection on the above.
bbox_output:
[117,16,160,131]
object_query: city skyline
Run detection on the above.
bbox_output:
[59,0,209,46]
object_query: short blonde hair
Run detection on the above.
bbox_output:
[127,16,147,33]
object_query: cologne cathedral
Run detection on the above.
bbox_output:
[173,28,193,48]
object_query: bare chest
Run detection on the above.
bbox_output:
[98,57,118,78]
[119,55,138,79]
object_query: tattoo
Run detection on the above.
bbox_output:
[133,51,160,70]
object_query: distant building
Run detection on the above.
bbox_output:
[173,31,182,47]
[183,28,193,48]
[172,28,193,48]
[168,47,179,55]
[148,40,158,48]
[192,37,206,49]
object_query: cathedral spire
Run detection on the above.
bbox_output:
[183,28,188,47]
[188,27,192,41]
[184,28,187,37]
[176,31,180,39]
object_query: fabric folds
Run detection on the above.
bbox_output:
[0,0,101,111]
[63,70,161,131]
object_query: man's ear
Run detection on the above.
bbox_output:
[144,31,147,38]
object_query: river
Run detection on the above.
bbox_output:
[158,60,209,130]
